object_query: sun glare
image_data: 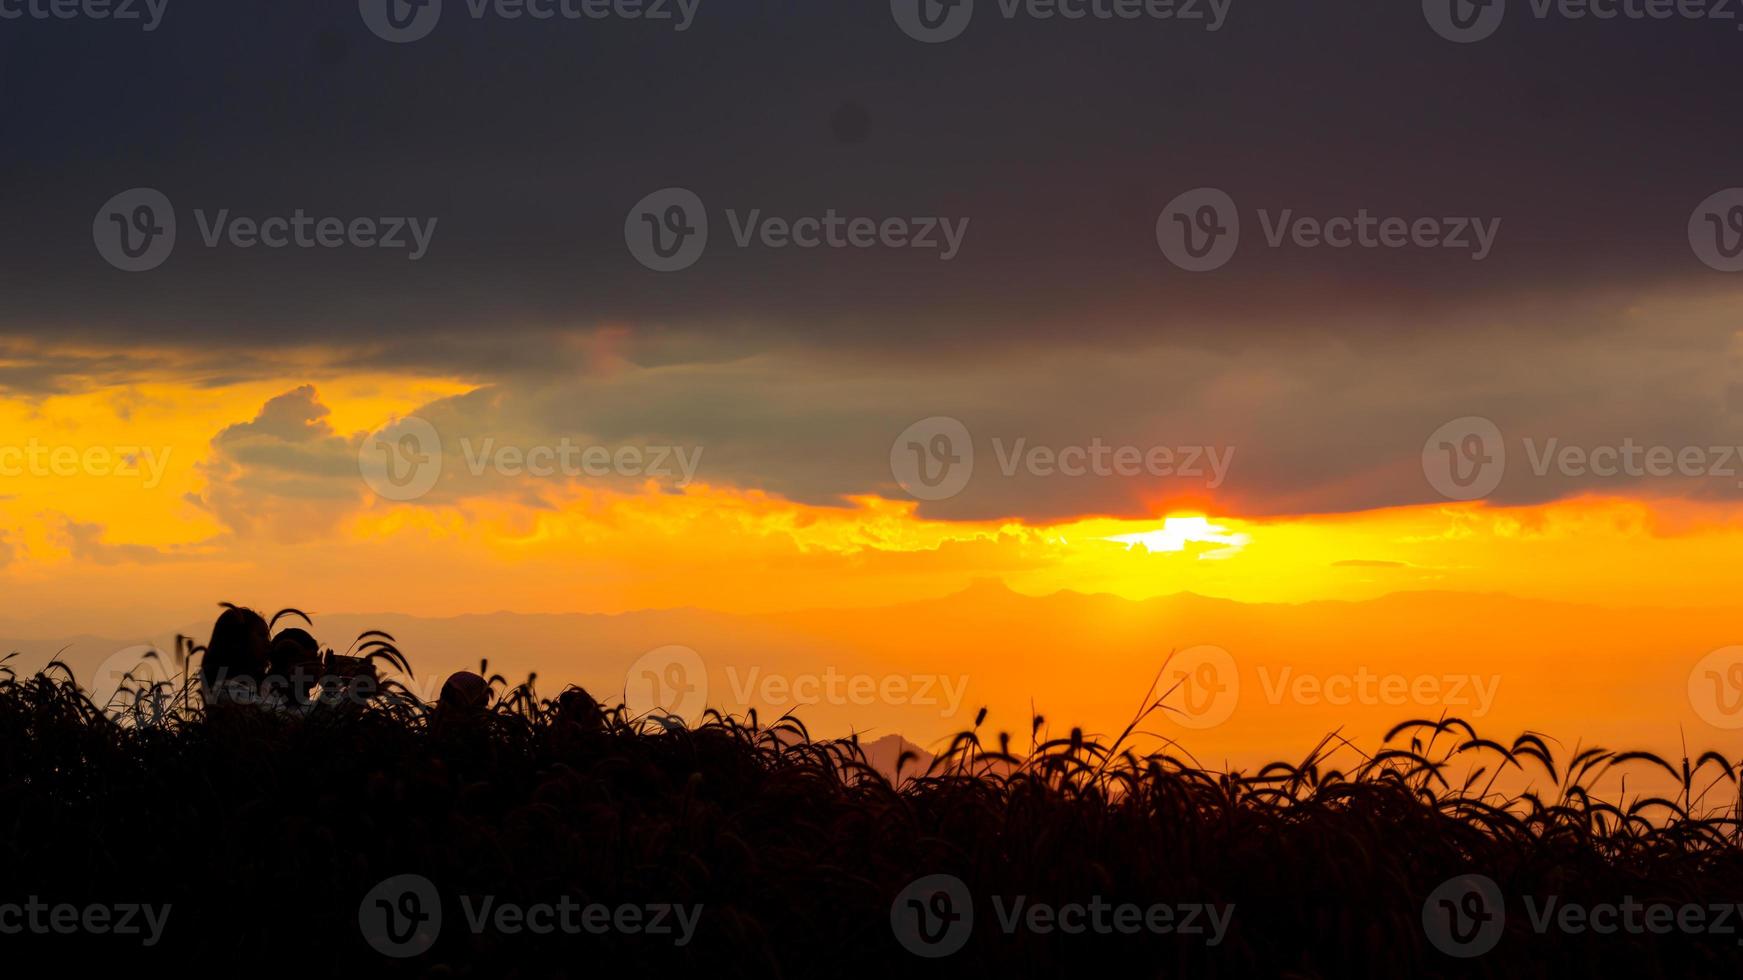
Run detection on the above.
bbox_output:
[1102,516,1251,559]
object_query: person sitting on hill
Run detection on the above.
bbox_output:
[553,687,605,733]
[201,606,271,706]
[264,627,322,710]
[436,670,490,717]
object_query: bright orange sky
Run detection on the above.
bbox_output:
[9,360,1743,773]
[9,369,1743,624]
[8,362,1743,618]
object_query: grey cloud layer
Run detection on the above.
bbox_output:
[156,288,1743,526]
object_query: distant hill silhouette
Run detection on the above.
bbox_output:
[856,732,935,782]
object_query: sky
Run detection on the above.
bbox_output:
[5,0,1743,754]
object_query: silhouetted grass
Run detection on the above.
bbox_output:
[2,612,1741,978]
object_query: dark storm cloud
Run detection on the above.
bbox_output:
[0,0,1740,356]
[9,0,1743,521]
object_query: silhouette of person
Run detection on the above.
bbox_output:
[201,606,271,706]
[437,671,490,715]
[428,671,491,739]
[553,687,605,733]
[265,627,322,709]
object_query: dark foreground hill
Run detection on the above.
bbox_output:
[3,641,1743,979]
